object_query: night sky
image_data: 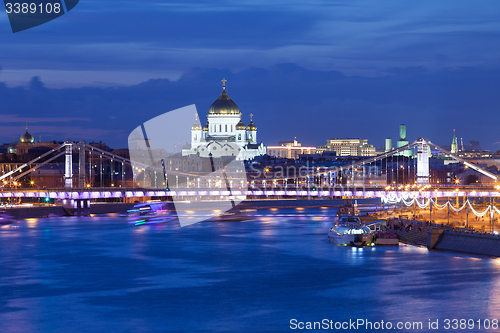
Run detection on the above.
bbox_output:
[0,0,499,150]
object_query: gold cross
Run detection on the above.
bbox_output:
[249,113,253,121]
[221,78,227,88]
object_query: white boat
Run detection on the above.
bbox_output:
[127,202,176,225]
[328,216,374,247]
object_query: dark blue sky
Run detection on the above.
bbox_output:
[0,1,499,150]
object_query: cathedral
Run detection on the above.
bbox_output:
[182,79,266,160]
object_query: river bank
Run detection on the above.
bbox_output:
[0,197,381,219]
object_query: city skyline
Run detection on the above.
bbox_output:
[0,69,498,151]
[2,2,500,332]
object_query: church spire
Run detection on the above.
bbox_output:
[221,78,227,91]
[451,129,458,154]
[191,112,201,130]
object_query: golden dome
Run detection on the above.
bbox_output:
[209,88,240,115]
[246,120,257,131]
[191,119,202,130]
[203,121,209,131]
[20,126,34,143]
[235,119,246,130]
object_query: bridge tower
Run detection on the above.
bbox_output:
[64,140,73,188]
[78,141,86,188]
[416,138,430,184]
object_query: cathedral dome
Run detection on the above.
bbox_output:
[246,120,257,131]
[209,88,240,115]
[235,119,246,130]
[20,128,34,143]
[203,121,209,131]
[191,119,202,130]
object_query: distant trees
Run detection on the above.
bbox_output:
[487,165,499,172]
[465,174,479,185]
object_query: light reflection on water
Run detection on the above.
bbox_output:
[0,206,499,332]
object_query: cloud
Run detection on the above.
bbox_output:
[0,125,125,143]
[1,0,500,88]
[0,65,499,151]
[0,114,90,123]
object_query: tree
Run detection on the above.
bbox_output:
[465,174,479,185]
[487,165,498,172]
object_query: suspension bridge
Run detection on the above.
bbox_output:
[0,137,498,216]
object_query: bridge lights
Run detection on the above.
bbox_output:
[312,187,317,191]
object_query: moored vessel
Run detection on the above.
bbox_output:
[328,216,373,247]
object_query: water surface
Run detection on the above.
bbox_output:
[1,207,499,332]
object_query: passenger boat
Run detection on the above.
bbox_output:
[328,216,374,247]
[127,202,177,225]
[128,202,250,225]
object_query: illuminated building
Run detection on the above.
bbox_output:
[318,138,376,157]
[396,124,412,157]
[182,79,266,160]
[450,129,458,154]
[267,139,316,159]
[385,138,392,152]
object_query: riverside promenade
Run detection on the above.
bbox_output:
[369,210,500,257]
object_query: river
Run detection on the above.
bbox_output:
[1,207,499,332]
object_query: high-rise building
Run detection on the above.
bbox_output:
[385,138,392,152]
[396,124,412,157]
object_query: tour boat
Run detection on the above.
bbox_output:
[328,216,374,247]
[127,202,176,225]
[128,202,250,225]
